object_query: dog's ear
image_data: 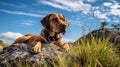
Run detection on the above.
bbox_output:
[62,14,65,18]
[62,14,69,27]
[41,14,52,30]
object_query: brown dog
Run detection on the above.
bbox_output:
[5,13,69,53]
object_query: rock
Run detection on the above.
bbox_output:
[88,28,120,44]
[76,28,120,45]
[0,44,65,67]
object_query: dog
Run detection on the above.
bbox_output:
[4,13,69,53]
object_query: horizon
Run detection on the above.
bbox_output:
[0,0,120,45]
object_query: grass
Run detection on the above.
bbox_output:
[0,40,8,51]
[0,37,120,67]
[67,38,120,67]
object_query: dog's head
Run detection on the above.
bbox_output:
[41,13,69,34]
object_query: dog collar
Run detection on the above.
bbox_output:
[44,30,59,42]
[48,36,59,42]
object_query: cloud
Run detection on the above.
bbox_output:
[87,0,97,3]
[91,0,120,22]
[0,2,27,8]
[40,1,71,11]
[39,0,92,14]
[0,32,23,45]
[94,10,111,22]
[0,9,43,17]
[21,20,35,25]
[103,1,120,16]
[94,10,108,19]
[63,37,75,43]
[110,9,120,16]
[103,2,113,7]
[110,1,120,9]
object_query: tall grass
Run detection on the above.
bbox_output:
[67,38,120,67]
[1,38,120,67]
[47,37,120,67]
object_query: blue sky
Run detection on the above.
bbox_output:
[0,0,120,44]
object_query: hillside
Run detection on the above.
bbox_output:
[75,28,120,45]
[0,40,8,50]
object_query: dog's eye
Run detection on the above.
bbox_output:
[52,18,58,22]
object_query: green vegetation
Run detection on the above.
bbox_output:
[68,38,120,67]
[112,24,120,31]
[56,38,120,67]
[100,21,108,29]
[99,21,120,31]
[2,38,120,67]
[0,40,8,51]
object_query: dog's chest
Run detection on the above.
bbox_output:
[47,36,59,43]
[43,29,60,43]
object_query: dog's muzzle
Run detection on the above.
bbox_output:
[60,24,67,33]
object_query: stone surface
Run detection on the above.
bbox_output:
[0,44,65,66]
[76,28,120,45]
[88,28,120,44]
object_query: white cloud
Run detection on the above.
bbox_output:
[40,1,71,11]
[108,1,120,16]
[92,6,112,21]
[92,0,120,23]
[63,37,75,43]
[0,2,27,8]
[111,4,120,9]
[21,20,35,25]
[0,9,43,17]
[103,1,120,16]
[94,10,108,19]
[87,0,97,3]
[111,0,120,9]
[103,2,113,7]
[0,32,23,45]
[110,9,120,16]
[39,0,92,14]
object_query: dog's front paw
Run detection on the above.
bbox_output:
[63,43,70,52]
[32,42,41,53]
[32,46,41,53]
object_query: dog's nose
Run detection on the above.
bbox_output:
[61,24,67,28]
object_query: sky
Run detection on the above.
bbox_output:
[0,0,120,45]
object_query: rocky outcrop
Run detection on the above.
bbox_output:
[76,28,120,45]
[88,28,120,44]
[0,44,65,67]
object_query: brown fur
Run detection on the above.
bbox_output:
[4,13,69,53]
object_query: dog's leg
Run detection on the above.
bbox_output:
[12,35,33,45]
[32,42,41,53]
[54,38,69,52]
[3,34,33,50]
